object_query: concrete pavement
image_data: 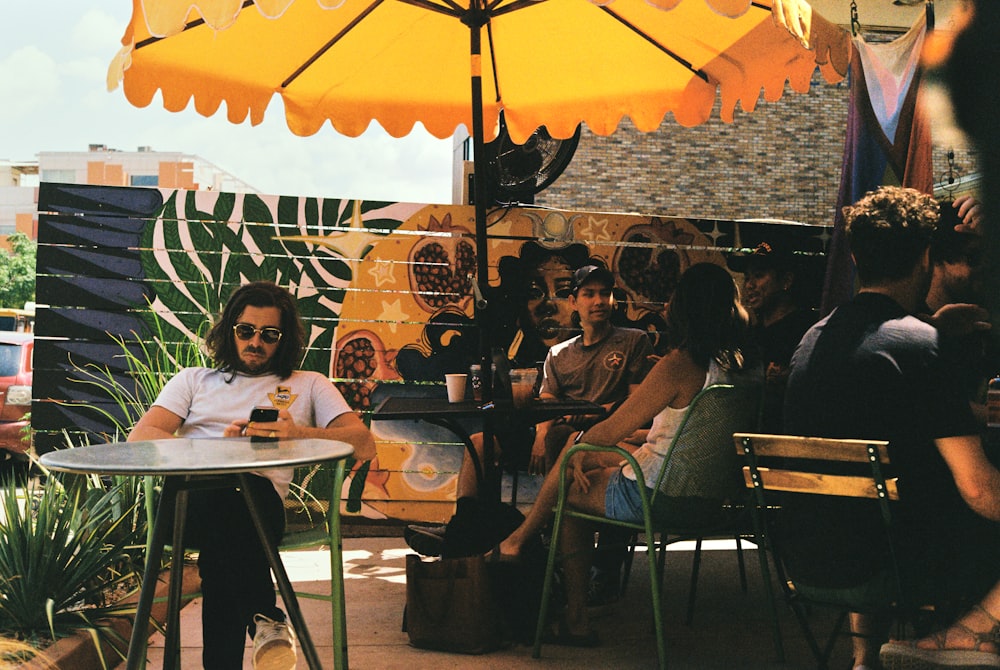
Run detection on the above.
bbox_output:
[127,535,852,669]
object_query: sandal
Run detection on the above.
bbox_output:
[880,605,1000,670]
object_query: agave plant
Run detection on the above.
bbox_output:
[0,471,145,666]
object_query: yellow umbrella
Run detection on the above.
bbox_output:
[108,0,848,379]
[111,0,847,143]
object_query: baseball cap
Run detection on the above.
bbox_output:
[726,242,796,274]
[571,265,615,294]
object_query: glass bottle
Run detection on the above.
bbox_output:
[988,375,1000,429]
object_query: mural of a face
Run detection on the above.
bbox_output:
[524,256,576,348]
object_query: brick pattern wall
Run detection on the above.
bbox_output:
[538,70,980,226]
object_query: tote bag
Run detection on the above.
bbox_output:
[405,553,503,654]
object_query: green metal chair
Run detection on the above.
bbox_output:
[278,458,350,670]
[531,383,763,669]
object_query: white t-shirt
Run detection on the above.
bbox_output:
[153,367,353,499]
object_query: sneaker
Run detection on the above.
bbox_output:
[404,524,447,557]
[252,613,297,670]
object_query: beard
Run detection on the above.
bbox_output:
[237,345,275,375]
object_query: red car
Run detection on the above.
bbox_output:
[0,332,32,457]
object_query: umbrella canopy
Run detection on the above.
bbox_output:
[110,0,848,144]
[108,0,849,384]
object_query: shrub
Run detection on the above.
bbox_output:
[0,471,144,666]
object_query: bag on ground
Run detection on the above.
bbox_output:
[405,553,504,654]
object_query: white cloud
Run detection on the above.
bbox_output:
[71,9,130,55]
[0,47,62,126]
[0,4,454,204]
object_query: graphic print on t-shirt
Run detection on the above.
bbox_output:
[604,351,625,371]
[268,386,298,410]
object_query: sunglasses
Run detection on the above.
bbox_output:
[233,323,283,345]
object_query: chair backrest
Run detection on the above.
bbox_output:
[734,432,897,506]
[282,459,349,550]
[649,383,761,503]
[734,431,908,647]
[734,432,901,594]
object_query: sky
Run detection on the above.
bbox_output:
[0,4,455,204]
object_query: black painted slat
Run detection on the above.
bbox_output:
[35,276,153,312]
[36,244,145,280]
[34,308,149,343]
[36,214,147,248]
[38,182,164,218]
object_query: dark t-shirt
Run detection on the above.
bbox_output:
[752,308,818,432]
[781,293,990,593]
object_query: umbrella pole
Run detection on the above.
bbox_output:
[469,17,492,395]
[469,16,501,500]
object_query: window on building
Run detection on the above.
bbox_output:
[130,175,159,186]
[41,169,76,184]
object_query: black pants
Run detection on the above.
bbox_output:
[181,475,286,670]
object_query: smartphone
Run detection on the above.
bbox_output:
[249,406,279,423]
[248,406,279,442]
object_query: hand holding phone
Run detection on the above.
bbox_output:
[249,406,279,423]
[247,406,279,441]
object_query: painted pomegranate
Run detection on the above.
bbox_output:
[408,213,476,312]
[614,218,695,308]
[333,329,399,412]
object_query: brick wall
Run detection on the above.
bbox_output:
[538,70,980,226]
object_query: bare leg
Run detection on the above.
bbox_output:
[496,452,566,557]
[560,467,616,636]
[850,612,887,668]
[457,433,488,500]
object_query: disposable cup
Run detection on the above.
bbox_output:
[509,368,538,408]
[445,374,467,403]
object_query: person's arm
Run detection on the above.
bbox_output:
[921,303,992,336]
[576,348,704,460]
[128,405,185,441]
[936,434,1000,522]
[529,352,560,473]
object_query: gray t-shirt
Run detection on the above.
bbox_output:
[541,326,654,405]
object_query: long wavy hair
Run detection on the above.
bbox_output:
[204,281,306,380]
[660,263,749,370]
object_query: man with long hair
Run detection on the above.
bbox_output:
[129,281,375,670]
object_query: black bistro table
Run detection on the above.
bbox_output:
[371,396,605,497]
[39,437,354,670]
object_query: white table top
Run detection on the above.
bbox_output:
[38,437,354,476]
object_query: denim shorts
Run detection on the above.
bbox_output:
[605,467,732,528]
[604,467,648,524]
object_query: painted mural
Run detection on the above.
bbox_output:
[34,183,829,522]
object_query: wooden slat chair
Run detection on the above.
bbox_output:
[734,433,906,669]
[531,383,764,670]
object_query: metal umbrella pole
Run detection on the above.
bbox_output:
[467,6,503,498]
[469,7,492,398]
